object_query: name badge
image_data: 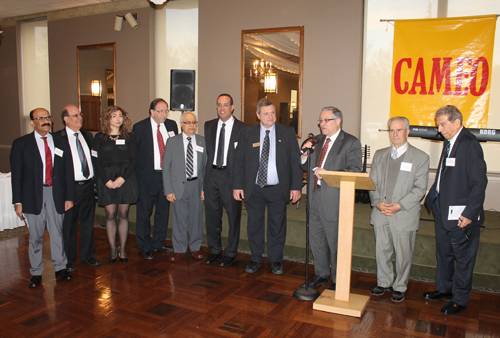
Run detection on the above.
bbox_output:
[54,147,63,157]
[448,205,466,220]
[196,145,204,153]
[116,139,125,145]
[400,162,412,172]
[446,158,455,166]
[91,150,98,158]
[253,142,260,147]
[234,142,238,149]
[168,131,175,137]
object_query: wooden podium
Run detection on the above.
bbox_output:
[313,171,376,317]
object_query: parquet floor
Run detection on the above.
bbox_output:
[1,228,500,337]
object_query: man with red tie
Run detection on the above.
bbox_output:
[10,108,76,288]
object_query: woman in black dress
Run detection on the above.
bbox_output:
[93,106,138,264]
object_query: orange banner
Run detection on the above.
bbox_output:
[390,15,497,127]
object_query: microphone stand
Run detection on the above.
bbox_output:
[293,144,320,301]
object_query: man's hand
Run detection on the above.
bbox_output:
[166,193,176,203]
[314,168,326,180]
[377,202,401,216]
[105,180,117,189]
[290,190,301,204]
[201,191,205,201]
[114,177,125,188]
[233,189,244,201]
[458,215,472,228]
[14,204,23,220]
[300,140,316,161]
[65,201,74,211]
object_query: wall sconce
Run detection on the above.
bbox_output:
[264,73,278,94]
[114,15,123,31]
[91,80,102,97]
[124,13,138,29]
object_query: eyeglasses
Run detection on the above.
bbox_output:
[317,118,336,124]
[67,113,84,118]
[155,109,169,115]
[182,121,198,125]
[33,116,52,121]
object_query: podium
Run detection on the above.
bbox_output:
[313,171,376,317]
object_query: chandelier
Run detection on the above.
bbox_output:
[249,46,278,94]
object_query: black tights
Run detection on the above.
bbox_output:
[105,204,130,258]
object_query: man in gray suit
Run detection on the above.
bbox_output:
[300,106,362,290]
[369,116,429,302]
[163,112,207,262]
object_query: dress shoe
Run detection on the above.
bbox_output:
[169,252,187,262]
[204,253,221,264]
[441,301,467,315]
[327,283,336,291]
[55,269,73,281]
[28,275,42,288]
[271,262,284,275]
[371,286,393,296]
[118,247,128,263]
[153,245,174,252]
[245,260,261,273]
[191,251,204,259]
[84,258,101,266]
[392,291,405,302]
[219,256,236,267]
[109,247,117,265]
[141,250,153,260]
[423,290,452,301]
[301,275,330,288]
[67,263,75,272]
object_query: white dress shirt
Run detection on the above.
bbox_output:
[151,117,170,171]
[66,126,94,181]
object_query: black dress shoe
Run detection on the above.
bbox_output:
[301,275,330,288]
[371,286,393,296]
[391,291,405,302]
[245,260,261,273]
[67,263,75,272]
[109,247,117,265]
[55,269,73,281]
[219,256,236,266]
[142,250,153,259]
[84,258,101,266]
[327,283,336,291]
[271,262,284,275]
[153,245,174,252]
[441,301,467,315]
[423,290,452,301]
[204,253,221,264]
[28,275,42,288]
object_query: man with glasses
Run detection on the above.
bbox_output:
[163,112,206,262]
[423,105,487,316]
[133,98,178,260]
[300,106,362,290]
[55,105,100,271]
[203,94,247,267]
[10,108,76,288]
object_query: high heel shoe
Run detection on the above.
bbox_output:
[118,246,128,263]
[109,247,117,265]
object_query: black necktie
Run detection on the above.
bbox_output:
[75,132,90,178]
[257,130,270,188]
[186,137,194,178]
[436,140,450,197]
[217,123,226,168]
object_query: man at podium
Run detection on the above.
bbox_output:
[369,117,429,303]
[300,106,362,290]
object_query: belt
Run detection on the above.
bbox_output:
[43,183,51,187]
[154,170,162,173]
[75,178,92,185]
[186,177,198,181]
[259,184,277,188]
[212,165,227,170]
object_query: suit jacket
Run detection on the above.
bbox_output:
[301,130,362,221]
[162,133,207,198]
[54,127,94,172]
[425,128,487,230]
[369,144,430,231]
[204,116,247,190]
[133,117,178,194]
[10,132,76,215]
[233,123,302,200]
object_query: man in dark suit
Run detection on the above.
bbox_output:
[55,105,100,271]
[133,98,178,260]
[423,105,487,316]
[233,98,302,275]
[204,94,247,267]
[10,108,76,288]
[300,106,362,290]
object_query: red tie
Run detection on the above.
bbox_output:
[157,125,165,168]
[314,138,331,191]
[41,136,53,186]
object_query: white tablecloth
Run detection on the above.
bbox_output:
[0,173,25,231]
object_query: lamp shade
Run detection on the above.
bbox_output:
[264,72,278,94]
[91,80,102,97]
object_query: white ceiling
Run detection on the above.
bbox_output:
[0,0,116,20]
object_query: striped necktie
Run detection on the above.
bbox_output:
[186,137,194,178]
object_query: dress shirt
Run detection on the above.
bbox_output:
[316,129,341,187]
[255,123,278,186]
[391,142,409,159]
[34,131,55,185]
[436,126,463,193]
[66,126,94,181]
[151,117,170,170]
[213,116,235,167]
[183,132,198,178]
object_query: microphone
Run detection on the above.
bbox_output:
[300,136,319,155]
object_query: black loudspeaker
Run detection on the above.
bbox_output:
[170,69,195,111]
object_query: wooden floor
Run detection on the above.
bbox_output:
[1,228,500,337]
